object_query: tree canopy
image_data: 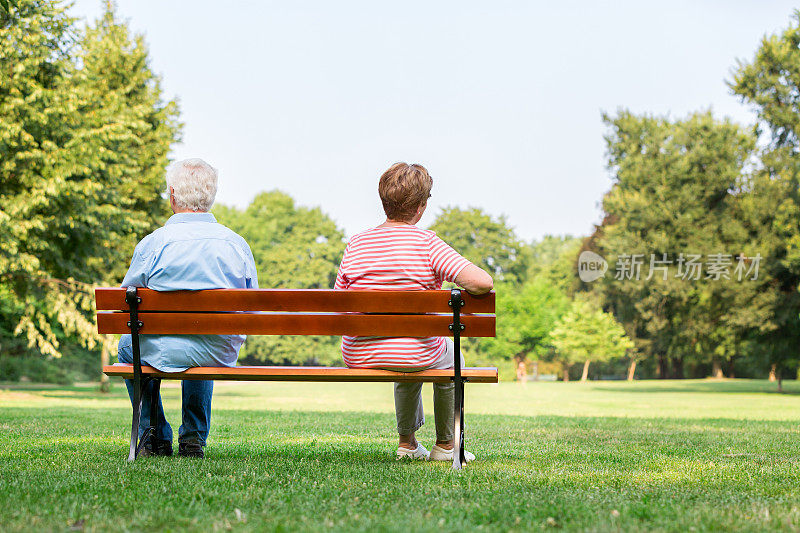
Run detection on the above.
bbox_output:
[214,192,346,365]
[428,206,529,284]
[592,110,758,378]
[0,0,180,359]
[479,277,570,365]
[728,10,800,386]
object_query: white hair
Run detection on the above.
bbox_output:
[165,158,218,212]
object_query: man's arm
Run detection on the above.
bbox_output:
[243,240,259,289]
[120,238,152,288]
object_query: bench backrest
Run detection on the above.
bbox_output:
[95,288,495,337]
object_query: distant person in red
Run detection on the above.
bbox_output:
[517,360,527,384]
[334,162,493,462]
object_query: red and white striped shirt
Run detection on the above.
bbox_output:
[334,225,472,369]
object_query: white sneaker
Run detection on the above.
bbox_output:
[428,444,475,463]
[396,443,429,460]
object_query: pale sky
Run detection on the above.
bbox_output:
[71,0,798,241]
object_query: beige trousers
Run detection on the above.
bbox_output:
[392,338,464,441]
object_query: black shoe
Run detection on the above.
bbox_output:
[139,437,173,458]
[178,442,204,459]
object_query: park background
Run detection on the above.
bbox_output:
[4,0,800,387]
[8,2,800,532]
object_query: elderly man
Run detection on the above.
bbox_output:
[117,158,258,458]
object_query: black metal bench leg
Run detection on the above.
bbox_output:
[128,377,143,461]
[459,379,466,466]
[149,378,161,446]
[449,289,467,470]
[129,376,155,461]
[453,376,465,470]
[125,286,146,462]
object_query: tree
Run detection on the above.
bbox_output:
[729,11,800,389]
[0,1,19,14]
[549,297,634,381]
[214,191,346,365]
[76,2,180,282]
[730,10,800,152]
[0,1,180,363]
[428,207,529,284]
[478,277,570,372]
[593,110,757,379]
[527,235,582,293]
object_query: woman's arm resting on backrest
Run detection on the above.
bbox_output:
[455,264,494,295]
[427,234,493,295]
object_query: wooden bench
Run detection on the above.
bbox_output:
[96,287,497,469]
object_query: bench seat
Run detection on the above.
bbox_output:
[104,363,499,383]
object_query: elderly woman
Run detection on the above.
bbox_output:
[334,162,493,461]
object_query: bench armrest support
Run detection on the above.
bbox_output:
[450,289,466,470]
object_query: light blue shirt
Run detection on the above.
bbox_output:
[117,212,258,372]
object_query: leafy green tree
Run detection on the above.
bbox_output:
[214,191,346,365]
[730,10,800,152]
[0,1,180,363]
[428,207,529,284]
[527,235,582,293]
[1,0,84,358]
[729,11,800,388]
[549,297,634,381]
[76,2,180,282]
[593,110,757,379]
[478,277,569,373]
[0,1,19,14]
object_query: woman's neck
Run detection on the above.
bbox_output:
[379,218,415,228]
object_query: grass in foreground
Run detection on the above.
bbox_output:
[1,379,800,532]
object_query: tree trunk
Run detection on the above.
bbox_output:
[627,360,636,381]
[672,356,684,379]
[562,365,570,382]
[727,356,736,379]
[580,360,590,382]
[531,360,539,381]
[99,343,110,393]
[712,359,723,379]
[658,353,667,379]
[769,364,777,382]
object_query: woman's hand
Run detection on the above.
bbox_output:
[455,264,494,295]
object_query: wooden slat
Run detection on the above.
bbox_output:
[97,311,495,337]
[95,288,495,314]
[103,364,499,384]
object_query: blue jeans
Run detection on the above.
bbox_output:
[118,350,213,445]
[122,378,213,446]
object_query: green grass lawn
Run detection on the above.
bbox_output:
[2,379,800,532]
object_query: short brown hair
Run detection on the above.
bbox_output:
[378,162,433,221]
